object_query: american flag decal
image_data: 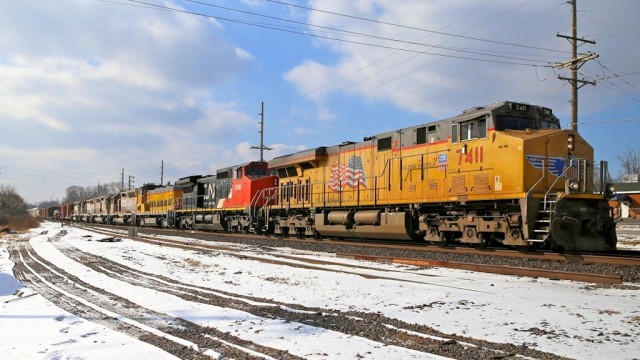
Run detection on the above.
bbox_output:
[329,156,368,191]
[437,153,448,172]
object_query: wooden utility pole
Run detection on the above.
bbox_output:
[555,0,598,131]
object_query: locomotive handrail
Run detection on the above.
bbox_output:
[250,186,280,224]
[543,157,582,212]
[524,159,546,227]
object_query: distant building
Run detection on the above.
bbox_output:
[622,174,639,183]
[613,174,640,218]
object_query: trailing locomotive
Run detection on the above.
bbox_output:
[50,101,617,252]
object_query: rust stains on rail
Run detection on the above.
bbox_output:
[337,254,623,285]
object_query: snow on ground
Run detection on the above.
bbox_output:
[616,222,640,251]
[0,231,180,359]
[2,222,640,359]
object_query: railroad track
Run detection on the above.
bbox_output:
[75,223,634,284]
[77,222,640,267]
[11,226,576,359]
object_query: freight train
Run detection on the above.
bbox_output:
[43,101,617,252]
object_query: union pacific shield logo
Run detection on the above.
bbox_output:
[525,155,577,178]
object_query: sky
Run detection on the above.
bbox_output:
[1,0,639,204]
[1,221,639,359]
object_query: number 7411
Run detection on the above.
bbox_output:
[456,146,484,165]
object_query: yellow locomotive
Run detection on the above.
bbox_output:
[266,101,617,252]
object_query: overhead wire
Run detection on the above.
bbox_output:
[85,0,638,182]
[121,0,556,177]
[182,0,542,166]
[128,0,555,67]
[149,0,559,174]
[261,0,567,141]
[261,0,569,55]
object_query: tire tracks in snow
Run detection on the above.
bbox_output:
[52,230,568,360]
[9,234,301,360]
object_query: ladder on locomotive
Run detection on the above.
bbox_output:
[249,187,280,232]
[533,194,557,240]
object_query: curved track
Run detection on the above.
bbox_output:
[9,227,577,359]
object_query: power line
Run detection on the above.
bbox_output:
[117,0,561,174]
[261,0,569,55]
[125,0,554,67]
[596,60,640,93]
[579,117,640,125]
[0,165,102,175]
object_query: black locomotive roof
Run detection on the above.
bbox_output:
[268,147,327,169]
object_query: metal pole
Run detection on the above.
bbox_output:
[570,0,578,131]
[260,102,265,162]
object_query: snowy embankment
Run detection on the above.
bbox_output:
[1,222,639,359]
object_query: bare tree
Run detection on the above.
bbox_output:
[0,184,26,217]
[616,146,640,177]
[63,182,122,203]
[38,199,60,208]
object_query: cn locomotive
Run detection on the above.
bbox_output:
[53,101,617,252]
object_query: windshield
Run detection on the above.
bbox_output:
[494,115,536,130]
[246,168,267,178]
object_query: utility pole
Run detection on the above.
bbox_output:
[121,168,124,192]
[554,0,598,131]
[160,160,164,185]
[251,102,273,162]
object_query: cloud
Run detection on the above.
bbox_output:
[0,0,258,202]
[284,0,628,119]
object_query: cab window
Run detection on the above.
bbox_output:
[456,117,487,142]
[378,136,392,151]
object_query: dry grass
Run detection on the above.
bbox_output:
[185,258,205,268]
[3,215,42,232]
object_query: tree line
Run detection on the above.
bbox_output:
[0,182,121,224]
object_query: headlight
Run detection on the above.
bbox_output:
[604,183,616,199]
[569,181,580,190]
[567,134,575,151]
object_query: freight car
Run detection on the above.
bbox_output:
[265,101,616,252]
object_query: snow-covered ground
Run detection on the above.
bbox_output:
[1,222,639,359]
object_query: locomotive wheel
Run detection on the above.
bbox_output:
[313,230,323,240]
[515,243,540,252]
[430,239,446,247]
[473,233,491,249]
[433,232,450,247]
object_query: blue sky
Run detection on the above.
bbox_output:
[1,0,639,204]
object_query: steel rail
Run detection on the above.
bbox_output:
[336,254,623,284]
[74,222,640,267]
